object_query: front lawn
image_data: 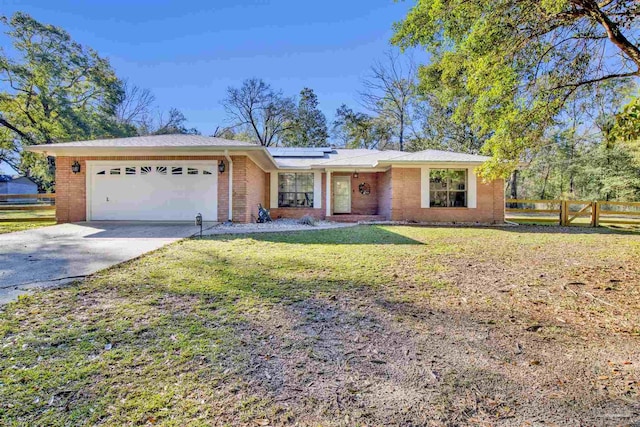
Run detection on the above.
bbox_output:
[0,209,56,234]
[1,225,638,426]
[0,220,56,234]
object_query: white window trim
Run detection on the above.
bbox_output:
[271,171,321,209]
[420,167,430,208]
[270,172,278,209]
[313,171,322,209]
[420,166,477,209]
[468,167,477,208]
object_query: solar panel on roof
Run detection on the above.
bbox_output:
[268,147,334,158]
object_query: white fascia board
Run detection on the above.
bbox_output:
[309,167,389,172]
[382,161,486,168]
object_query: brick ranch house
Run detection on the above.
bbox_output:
[28,134,505,224]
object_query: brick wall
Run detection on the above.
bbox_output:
[55,157,503,224]
[242,157,267,223]
[389,167,505,223]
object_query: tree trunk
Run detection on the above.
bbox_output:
[508,170,518,208]
[540,165,551,199]
[399,114,404,151]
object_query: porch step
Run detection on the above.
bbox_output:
[327,214,387,223]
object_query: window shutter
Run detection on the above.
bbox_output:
[313,171,322,209]
[420,167,430,208]
[270,172,279,209]
[468,167,477,208]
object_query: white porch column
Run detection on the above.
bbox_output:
[325,170,331,217]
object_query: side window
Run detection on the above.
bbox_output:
[429,169,467,207]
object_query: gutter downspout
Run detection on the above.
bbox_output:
[224,150,233,222]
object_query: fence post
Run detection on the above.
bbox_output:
[559,200,566,226]
[592,201,600,227]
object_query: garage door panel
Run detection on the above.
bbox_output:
[90,163,218,221]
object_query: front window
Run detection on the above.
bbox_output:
[278,173,314,208]
[430,169,467,207]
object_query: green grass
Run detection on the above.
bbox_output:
[0,220,56,234]
[0,225,638,425]
[0,209,56,234]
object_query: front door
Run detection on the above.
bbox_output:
[333,175,351,214]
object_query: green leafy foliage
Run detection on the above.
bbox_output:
[613,95,640,154]
[392,0,640,179]
[281,88,328,147]
[0,12,136,189]
[331,104,393,149]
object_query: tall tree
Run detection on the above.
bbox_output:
[222,78,295,146]
[392,0,640,178]
[332,104,393,150]
[407,93,487,154]
[0,12,132,189]
[115,79,155,130]
[360,51,416,151]
[151,108,199,135]
[282,88,328,147]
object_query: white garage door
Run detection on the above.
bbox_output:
[89,163,218,221]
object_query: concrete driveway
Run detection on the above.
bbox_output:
[0,222,213,305]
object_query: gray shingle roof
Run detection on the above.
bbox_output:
[381,149,490,163]
[27,135,489,168]
[36,134,258,148]
[270,148,488,168]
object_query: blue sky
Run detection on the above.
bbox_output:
[1,0,419,139]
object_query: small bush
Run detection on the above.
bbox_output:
[298,215,317,226]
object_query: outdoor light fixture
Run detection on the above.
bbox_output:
[195,213,203,238]
[218,160,226,174]
[353,171,359,178]
[71,161,81,174]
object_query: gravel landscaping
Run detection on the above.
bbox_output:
[202,218,356,235]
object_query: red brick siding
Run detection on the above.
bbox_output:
[55,157,503,224]
[243,157,267,223]
[389,167,505,223]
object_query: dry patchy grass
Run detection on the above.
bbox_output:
[0,225,639,426]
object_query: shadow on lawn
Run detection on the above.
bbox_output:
[205,225,425,245]
[498,223,640,235]
[2,225,638,425]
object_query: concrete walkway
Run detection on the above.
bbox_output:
[0,222,214,305]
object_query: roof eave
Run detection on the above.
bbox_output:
[379,159,488,165]
[26,144,279,170]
